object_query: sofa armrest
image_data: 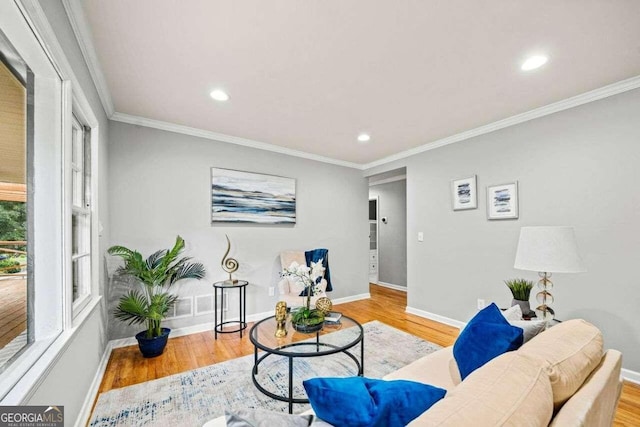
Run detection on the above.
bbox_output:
[550,349,623,427]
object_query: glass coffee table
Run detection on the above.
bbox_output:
[250,315,364,413]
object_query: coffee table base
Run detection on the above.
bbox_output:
[251,341,363,414]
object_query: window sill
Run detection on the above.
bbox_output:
[0,295,103,404]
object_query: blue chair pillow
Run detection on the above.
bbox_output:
[303,376,446,427]
[453,303,524,380]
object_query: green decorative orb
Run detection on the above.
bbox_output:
[315,297,333,314]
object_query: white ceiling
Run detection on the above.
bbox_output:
[78,1,640,166]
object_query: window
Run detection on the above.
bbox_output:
[0,2,64,395]
[0,45,30,373]
[0,0,100,399]
[70,115,91,312]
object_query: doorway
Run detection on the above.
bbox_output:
[367,168,407,291]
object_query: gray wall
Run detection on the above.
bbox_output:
[107,121,369,339]
[366,88,640,373]
[26,0,110,423]
[369,180,407,287]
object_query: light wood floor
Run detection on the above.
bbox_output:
[0,277,26,348]
[97,284,640,425]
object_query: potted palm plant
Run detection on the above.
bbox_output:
[108,236,206,357]
[504,278,535,317]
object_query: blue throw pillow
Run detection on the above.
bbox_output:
[453,302,524,380]
[303,377,446,427]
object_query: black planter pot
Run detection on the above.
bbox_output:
[135,328,171,358]
[292,322,323,334]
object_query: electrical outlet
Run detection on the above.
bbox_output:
[477,298,486,310]
[268,287,275,297]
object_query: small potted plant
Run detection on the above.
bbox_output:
[108,236,205,357]
[504,278,535,316]
[282,260,326,333]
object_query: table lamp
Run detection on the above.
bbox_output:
[514,226,584,321]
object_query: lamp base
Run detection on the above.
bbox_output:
[535,304,555,321]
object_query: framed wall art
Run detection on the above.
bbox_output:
[487,182,519,220]
[211,168,296,224]
[451,175,477,210]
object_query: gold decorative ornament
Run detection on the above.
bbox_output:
[315,297,333,314]
[274,301,288,337]
[221,234,239,284]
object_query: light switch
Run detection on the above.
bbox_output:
[418,232,424,242]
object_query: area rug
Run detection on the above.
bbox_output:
[89,320,441,426]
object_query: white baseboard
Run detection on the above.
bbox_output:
[622,368,640,385]
[405,306,466,329]
[75,340,113,427]
[331,293,371,305]
[375,281,407,292]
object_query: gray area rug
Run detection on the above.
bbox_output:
[89,320,441,426]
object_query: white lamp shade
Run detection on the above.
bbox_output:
[514,226,585,273]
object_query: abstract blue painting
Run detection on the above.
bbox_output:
[487,182,519,220]
[211,168,296,224]
[451,175,477,210]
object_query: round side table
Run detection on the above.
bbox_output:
[213,280,248,339]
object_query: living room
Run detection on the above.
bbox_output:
[0,1,639,426]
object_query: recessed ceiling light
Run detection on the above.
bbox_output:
[521,55,548,71]
[357,133,371,143]
[210,89,229,102]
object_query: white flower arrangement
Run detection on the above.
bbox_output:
[281,259,325,299]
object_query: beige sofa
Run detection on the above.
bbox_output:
[207,319,622,426]
[384,318,622,426]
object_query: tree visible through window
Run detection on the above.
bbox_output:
[0,50,29,370]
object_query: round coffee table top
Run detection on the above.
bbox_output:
[250,315,363,357]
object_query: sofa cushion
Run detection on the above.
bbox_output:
[511,320,547,343]
[453,303,524,380]
[520,319,604,409]
[303,377,446,427]
[384,346,459,391]
[502,304,523,321]
[410,352,554,426]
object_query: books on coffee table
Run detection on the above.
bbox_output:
[324,311,342,324]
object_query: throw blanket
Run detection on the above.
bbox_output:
[305,248,332,291]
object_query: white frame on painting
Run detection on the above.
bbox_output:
[487,182,519,220]
[451,175,477,210]
[211,168,296,224]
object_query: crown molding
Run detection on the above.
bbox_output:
[61,0,115,117]
[363,75,640,170]
[111,112,363,169]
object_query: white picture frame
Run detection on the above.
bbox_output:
[451,175,477,210]
[487,182,519,220]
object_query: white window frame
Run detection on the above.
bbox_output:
[0,0,102,402]
[62,87,99,325]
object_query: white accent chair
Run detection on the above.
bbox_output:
[277,251,327,308]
